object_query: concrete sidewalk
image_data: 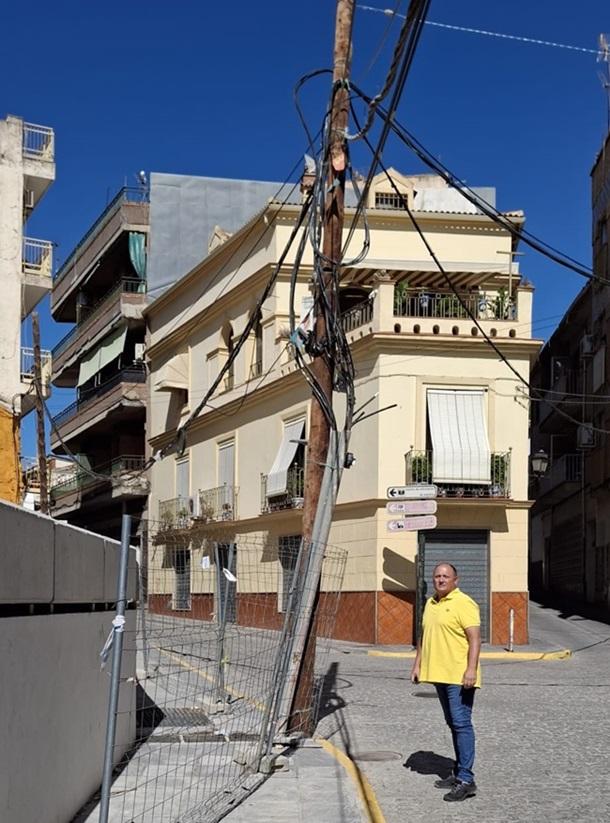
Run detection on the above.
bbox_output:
[222,739,367,823]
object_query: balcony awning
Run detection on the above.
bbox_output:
[427,389,491,484]
[154,352,188,392]
[78,326,127,387]
[267,419,305,497]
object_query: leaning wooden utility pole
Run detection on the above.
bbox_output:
[288,0,354,734]
[32,311,49,515]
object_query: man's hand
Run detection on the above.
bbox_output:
[462,667,477,688]
[410,662,420,684]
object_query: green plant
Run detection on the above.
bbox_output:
[393,281,408,313]
[493,287,511,320]
[491,453,508,487]
[410,453,432,483]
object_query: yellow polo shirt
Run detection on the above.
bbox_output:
[419,588,481,688]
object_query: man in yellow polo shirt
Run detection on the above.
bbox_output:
[411,562,481,802]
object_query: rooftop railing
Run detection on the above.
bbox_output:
[22,238,53,278]
[405,449,511,498]
[52,278,145,359]
[22,122,54,161]
[54,187,149,284]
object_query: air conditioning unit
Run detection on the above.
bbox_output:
[577,424,595,449]
[580,335,594,358]
[134,343,145,361]
[23,189,35,210]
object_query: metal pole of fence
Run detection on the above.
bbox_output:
[138,531,150,680]
[99,514,131,823]
[214,542,228,704]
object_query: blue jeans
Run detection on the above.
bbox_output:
[435,684,476,784]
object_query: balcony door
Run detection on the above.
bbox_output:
[218,440,235,516]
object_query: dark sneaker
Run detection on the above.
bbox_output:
[434,775,456,789]
[443,781,477,802]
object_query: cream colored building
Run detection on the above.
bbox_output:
[0,115,54,503]
[146,170,541,644]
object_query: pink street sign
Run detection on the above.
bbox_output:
[386,500,437,516]
[386,515,438,532]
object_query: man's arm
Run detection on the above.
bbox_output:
[410,641,422,683]
[462,625,481,688]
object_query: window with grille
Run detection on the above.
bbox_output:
[375,191,408,210]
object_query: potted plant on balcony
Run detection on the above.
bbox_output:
[393,281,409,314]
[409,453,432,484]
[490,453,508,496]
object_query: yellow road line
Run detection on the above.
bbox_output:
[367,649,572,660]
[317,737,386,823]
[154,645,269,712]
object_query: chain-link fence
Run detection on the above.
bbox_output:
[84,523,347,823]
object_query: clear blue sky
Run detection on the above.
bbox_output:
[3,0,607,455]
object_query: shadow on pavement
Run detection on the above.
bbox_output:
[531,594,610,627]
[317,661,348,722]
[403,750,454,778]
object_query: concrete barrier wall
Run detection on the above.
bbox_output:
[0,501,137,823]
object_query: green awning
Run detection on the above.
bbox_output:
[78,326,127,386]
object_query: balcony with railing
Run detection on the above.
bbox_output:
[22,237,53,316]
[537,453,582,502]
[52,187,149,315]
[50,364,146,450]
[22,123,55,161]
[50,455,148,511]
[537,369,582,430]
[341,298,374,333]
[394,288,517,322]
[20,346,51,415]
[260,465,305,513]
[197,484,239,522]
[405,450,511,499]
[52,278,146,383]
[159,496,193,532]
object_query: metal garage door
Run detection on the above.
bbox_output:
[417,530,490,642]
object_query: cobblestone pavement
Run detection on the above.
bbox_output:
[316,601,610,823]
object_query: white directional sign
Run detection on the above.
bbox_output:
[386,500,437,516]
[387,515,437,532]
[387,484,438,500]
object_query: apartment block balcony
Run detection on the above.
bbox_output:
[537,453,582,503]
[22,237,53,317]
[52,278,146,385]
[50,455,149,514]
[197,484,239,522]
[50,364,146,452]
[20,346,51,416]
[52,187,149,318]
[394,288,516,322]
[158,496,194,532]
[341,299,374,333]
[537,369,582,432]
[22,121,55,207]
[260,465,305,513]
[405,450,511,499]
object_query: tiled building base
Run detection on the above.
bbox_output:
[149,589,529,645]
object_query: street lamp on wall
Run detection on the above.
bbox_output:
[530,449,549,478]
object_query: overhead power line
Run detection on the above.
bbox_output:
[358,5,603,56]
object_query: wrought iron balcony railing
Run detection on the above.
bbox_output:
[538,453,582,498]
[52,279,145,359]
[54,187,149,284]
[159,496,193,531]
[22,238,53,278]
[198,485,239,522]
[394,289,516,321]
[260,464,305,513]
[51,364,146,428]
[50,455,146,500]
[405,450,511,498]
[341,299,374,332]
[22,122,54,160]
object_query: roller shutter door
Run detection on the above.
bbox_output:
[419,530,490,642]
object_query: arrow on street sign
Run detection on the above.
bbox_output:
[386,500,437,516]
[387,484,438,500]
[386,515,437,532]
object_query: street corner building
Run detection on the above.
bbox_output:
[0,115,55,504]
[144,168,542,646]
